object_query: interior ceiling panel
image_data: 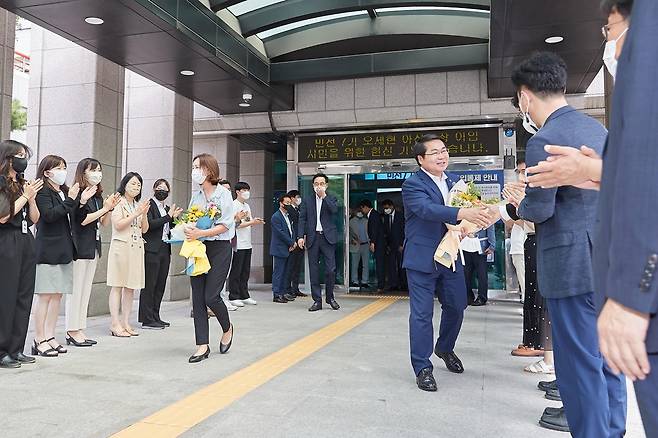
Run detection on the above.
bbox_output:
[488,0,605,98]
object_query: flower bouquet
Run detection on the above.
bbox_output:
[169,204,220,276]
[434,180,501,271]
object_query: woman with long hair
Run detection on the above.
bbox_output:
[32,154,78,357]
[66,158,120,346]
[0,140,42,368]
[106,172,149,337]
[186,153,234,363]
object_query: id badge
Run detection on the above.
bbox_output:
[96,224,101,241]
[21,220,28,234]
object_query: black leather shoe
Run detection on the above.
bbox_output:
[142,322,165,330]
[539,407,570,432]
[545,388,562,401]
[273,295,288,303]
[220,325,233,354]
[350,282,359,287]
[327,299,340,310]
[294,291,308,297]
[283,293,297,301]
[543,406,564,417]
[538,379,558,392]
[11,352,35,364]
[188,346,210,363]
[66,335,93,347]
[471,297,487,306]
[360,283,369,288]
[0,354,21,369]
[416,368,437,392]
[85,338,98,345]
[308,301,322,312]
[435,350,464,373]
[158,320,171,327]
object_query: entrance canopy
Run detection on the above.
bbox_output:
[0,0,606,114]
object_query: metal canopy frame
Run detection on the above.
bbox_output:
[237,0,490,37]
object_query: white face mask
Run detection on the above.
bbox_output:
[356,212,363,218]
[603,27,628,80]
[126,186,141,198]
[49,169,67,186]
[191,168,206,185]
[519,92,539,135]
[384,208,393,215]
[86,171,102,186]
[241,191,250,200]
[314,185,327,195]
[295,197,302,206]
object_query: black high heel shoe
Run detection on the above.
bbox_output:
[188,346,210,363]
[45,337,67,354]
[220,325,234,354]
[66,334,92,347]
[31,340,58,357]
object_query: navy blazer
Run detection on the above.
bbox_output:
[594,0,658,353]
[518,106,607,299]
[367,208,386,247]
[401,170,460,274]
[384,210,405,249]
[270,209,294,258]
[297,193,339,247]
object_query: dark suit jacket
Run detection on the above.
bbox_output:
[518,106,607,300]
[270,209,294,258]
[143,199,173,254]
[297,193,339,247]
[367,208,386,249]
[72,194,103,259]
[34,185,77,264]
[384,210,405,250]
[401,170,460,274]
[594,0,658,353]
[288,205,300,239]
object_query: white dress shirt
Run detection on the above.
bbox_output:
[315,195,323,232]
[282,211,293,237]
[153,198,169,241]
[421,168,450,202]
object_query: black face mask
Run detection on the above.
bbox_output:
[154,190,169,201]
[284,204,294,213]
[11,156,28,174]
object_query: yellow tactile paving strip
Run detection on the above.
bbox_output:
[112,297,399,438]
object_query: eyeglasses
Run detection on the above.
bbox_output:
[424,149,448,156]
[601,20,626,39]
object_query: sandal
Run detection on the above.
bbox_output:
[31,339,58,357]
[511,345,544,357]
[110,328,131,338]
[524,359,555,374]
[124,327,139,337]
[46,337,67,354]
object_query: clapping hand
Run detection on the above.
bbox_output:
[502,182,526,208]
[170,203,184,219]
[80,185,98,204]
[527,145,602,189]
[103,193,121,211]
[23,179,44,199]
[68,182,81,200]
[137,200,150,216]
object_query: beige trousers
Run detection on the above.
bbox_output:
[511,253,526,300]
[66,257,98,331]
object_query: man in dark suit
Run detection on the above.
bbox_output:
[381,199,405,291]
[525,2,658,435]
[504,52,627,437]
[270,194,297,304]
[297,173,340,312]
[359,199,386,293]
[462,225,495,306]
[402,134,493,391]
[284,189,307,298]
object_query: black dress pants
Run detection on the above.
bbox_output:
[0,230,36,357]
[191,240,231,345]
[463,251,488,302]
[228,248,252,301]
[285,246,304,294]
[374,245,386,290]
[522,234,542,349]
[139,245,171,324]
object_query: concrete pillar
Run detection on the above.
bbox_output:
[0,10,14,140]
[240,150,274,283]
[286,137,297,190]
[192,133,240,185]
[123,71,193,301]
[27,26,125,316]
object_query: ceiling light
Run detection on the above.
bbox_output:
[84,17,104,25]
[180,70,195,76]
[239,102,251,107]
[545,36,564,44]
[242,92,253,101]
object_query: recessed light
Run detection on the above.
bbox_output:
[239,102,251,107]
[242,92,253,101]
[84,17,104,25]
[180,70,195,76]
[545,36,564,44]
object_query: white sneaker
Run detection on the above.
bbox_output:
[243,298,258,305]
[231,300,245,307]
[224,300,238,311]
